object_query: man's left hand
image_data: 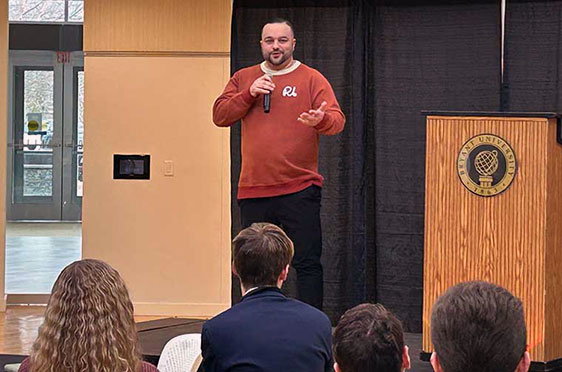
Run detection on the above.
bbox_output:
[297,101,327,127]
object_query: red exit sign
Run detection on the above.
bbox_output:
[56,51,71,64]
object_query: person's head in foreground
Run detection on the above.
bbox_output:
[333,303,411,372]
[29,259,142,372]
[232,222,294,294]
[430,281,530,372]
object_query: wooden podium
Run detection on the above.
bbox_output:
[422,112,562,370]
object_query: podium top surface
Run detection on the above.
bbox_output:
[422,111,560,118]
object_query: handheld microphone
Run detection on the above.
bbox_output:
[264,73,272,113]
[264,93,271,113]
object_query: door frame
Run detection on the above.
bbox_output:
[62,52,83,220]
[7,50,84,221]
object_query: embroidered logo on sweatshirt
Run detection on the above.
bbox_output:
[282,86,297,97]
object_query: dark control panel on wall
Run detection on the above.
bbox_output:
[113,154,150,180]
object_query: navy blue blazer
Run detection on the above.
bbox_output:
[201,287,332,372]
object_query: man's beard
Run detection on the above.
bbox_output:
[266,50,292,66]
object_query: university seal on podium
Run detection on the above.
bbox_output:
[457,134,517,197]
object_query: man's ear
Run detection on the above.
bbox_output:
[334,362,341,372]
[279,264,290,281]
[430,352,443,372]
[232,263,239,277]
[516,351,531,372]
[402,345,411,370]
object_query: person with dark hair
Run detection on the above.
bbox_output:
[212,18,345,310]
[333,303,411,372]
[19,259,158,372]
[430,281,530,372]
[201,223,333,372]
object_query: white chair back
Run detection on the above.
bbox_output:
[157,333,202,372]
[4,364,20,372]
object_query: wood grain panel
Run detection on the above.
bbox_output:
[422,116,550,361]
[84,0,231,53]
[84,51,230,58]
[545,118,562,361]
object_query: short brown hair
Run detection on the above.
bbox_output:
[262,18,295,38]
[431,281,527,372]
[333,303,405,372]
[232,223,294,288]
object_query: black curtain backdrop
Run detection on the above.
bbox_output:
[229,0,500,331]
[503,0,562,111]
[373,0,501,331]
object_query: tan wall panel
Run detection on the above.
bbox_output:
[0,0,7,311]
[82,56,231,316]
[422,117,549,361]
[84,0,231,53]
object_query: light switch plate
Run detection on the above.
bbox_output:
[164,160,174,176]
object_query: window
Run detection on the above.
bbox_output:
[67,0,83,23]
[9,0,84,23]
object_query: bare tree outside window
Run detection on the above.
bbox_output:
[9,0,84,23]
[23,70,54,197]
[24,70,54,143]
[67,0,83,23]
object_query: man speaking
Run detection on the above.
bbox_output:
[213,18,345,310]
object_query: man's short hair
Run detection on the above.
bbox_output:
[431,281,527,372]
[232,223,294,288]
[262,18,295,38]
[333,303,405,372]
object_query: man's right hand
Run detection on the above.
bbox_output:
[250,74,275,97]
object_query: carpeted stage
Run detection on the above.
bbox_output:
[0,318,433,372]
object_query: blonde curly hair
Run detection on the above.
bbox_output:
[29,259,142,372]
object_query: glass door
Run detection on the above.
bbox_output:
[62,58,84,220]
[7,51,83,221]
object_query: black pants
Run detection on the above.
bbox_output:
[239,185,323,310]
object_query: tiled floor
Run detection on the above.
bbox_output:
[5,223,82,294]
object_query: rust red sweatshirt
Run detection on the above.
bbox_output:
[213,61,345,199]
